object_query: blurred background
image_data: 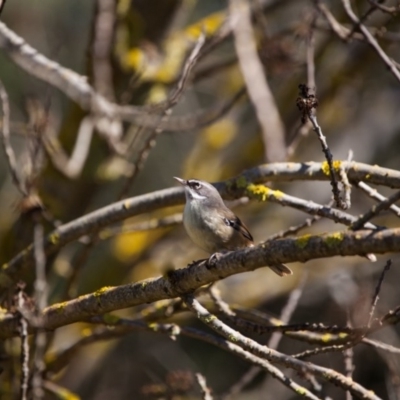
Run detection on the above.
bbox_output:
[0,0,400,398]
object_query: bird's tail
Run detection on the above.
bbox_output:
[269,263,293,277]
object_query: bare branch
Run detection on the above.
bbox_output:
[43,116,94,179]
[16,286,29,400]
[195,373,213,400]
[3,160,400,284]
[183,294,381,400]
[355,181,400,217]
[2,227,400,338]
[0,79,27,196]
[229,0,286,162]
[341,0,400,83]
[0,0,7,16]
[297,84,345,209]
[92,0,116,101]
[368,260,391,328]
[351,190,400,230]
[32,221,46,400]
[0,21,243,132]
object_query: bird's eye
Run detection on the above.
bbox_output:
[190,180,202,190]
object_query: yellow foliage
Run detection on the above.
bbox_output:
[119,11,225,83]
[147,84,168,104]
[113,230,149,261]
[185,12,225,39]
[112,229,163,262]
[203,118,237,150]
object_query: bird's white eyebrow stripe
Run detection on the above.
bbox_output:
[190,191,207,200]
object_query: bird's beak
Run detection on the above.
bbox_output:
[174,177,187,186]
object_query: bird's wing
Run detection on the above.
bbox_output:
[223,215,253,242]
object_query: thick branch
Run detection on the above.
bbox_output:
[1,227,400,339]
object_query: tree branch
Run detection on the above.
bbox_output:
[1,227,400,339]
[2,160,400,286]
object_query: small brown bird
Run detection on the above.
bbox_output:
[174,177,292,277]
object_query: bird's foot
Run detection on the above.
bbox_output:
[206,252,223,269]
[188,259,206,268]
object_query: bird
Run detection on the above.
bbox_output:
[174,177,292,277]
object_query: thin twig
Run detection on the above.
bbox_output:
[17,286,29,400]
[264,206,329,241]
[268,272,308,350]
[363,338,400,355]
[346,0,382,40]
[144,32,206,112]
[367,0,400,14]
[98,213,182,239]
[43,116,94,179]
[355,181,400,218]
[225,273,308,398]
[0,0,7,16]
[339,162,352,210]
[368,259,391,328]
[344,313,354,400]
[344,344,354,400]
[0,79,27,196]
[195,373,213,400]
[292,340,356,360]
[32,220,47,399]
[351,190,400,230]
[286,16,316,158]
[307,15,317,90]
[341,0,400,83]
[208,285,236,317]
[182,294,381,400]
[308,113,345,209]
[296,84,345,209]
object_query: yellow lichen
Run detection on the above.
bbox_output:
[325,232,344,247]
[272,189,284,199]
[296,234,311,249]
[321,160,342,176]
[228,334,238,342]
[148,323,158,331]
[296,387,307,396]
[52,301,67,314]
[321,333,332,342]
[247,184,271,202]
[204,315,216,323]
[48,233,60,245]
[141,280,148,288]
[94,286,113,296]
[338,332,348,339]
